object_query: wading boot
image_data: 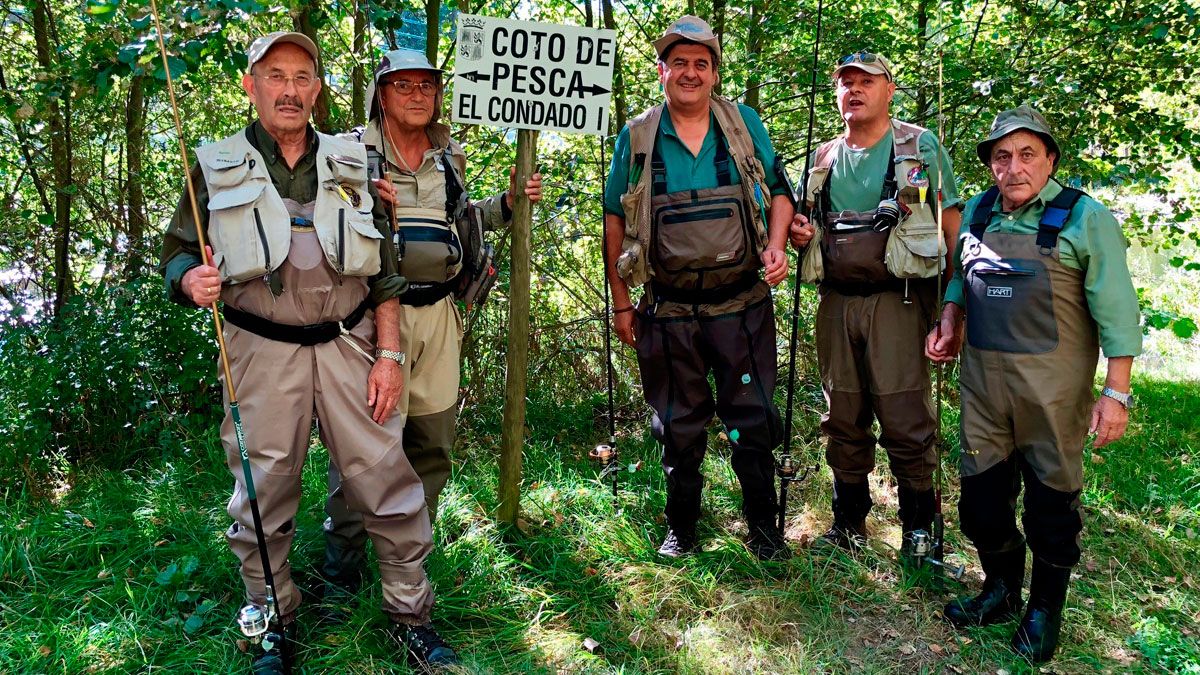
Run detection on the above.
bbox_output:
[944,547,1025,628]
[657,526,698,558]
[746,522,792,561]
[317,541,366,625]
[390,621,459,669]
[898,486,936,566]
[1012,559,1071,662]
[815,479,871,553]
[248,617,296,675]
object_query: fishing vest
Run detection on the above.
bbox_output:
[614,97,771,298]
[195,128,381,284]
[799,119,945,289]
[352,124,496,308]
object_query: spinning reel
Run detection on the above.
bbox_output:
[589,442,620,497]
[903,516,965,580]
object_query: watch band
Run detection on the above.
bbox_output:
[376,348,406,365]
[1101,386,1131,408]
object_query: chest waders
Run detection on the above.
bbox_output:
[147,3,287,671]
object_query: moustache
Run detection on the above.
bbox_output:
[275,95,304,109]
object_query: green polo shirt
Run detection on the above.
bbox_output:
[822,126,963,212]
[159,121,403,306]
[944,180,1143,358]
[603,103,786,217]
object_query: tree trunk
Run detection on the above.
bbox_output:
[711,0,727,95]
[915,0,931,121]
[601,0,625,132]
[293,11,333,132]
[123,75,148,278]
[352,1,366,128]
[744,0,764,110]
[425,0,440,64]
[33,0,72,314]
[497,129,538,525]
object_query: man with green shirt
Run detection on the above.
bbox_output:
[788,52,963,557]
[604,15,795,560]
[926,105,1140,662]
[159,32,456,671]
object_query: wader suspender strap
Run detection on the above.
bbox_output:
[442,144,464,222]
[649,122,733,196]
[881,144,898,201]
[1038,187,1084,253]
[969,187,1001,240]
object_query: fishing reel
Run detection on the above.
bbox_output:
[237,589,290,673]
[903,528,965,580]
[589,443,618,475]
[775,454,816,485]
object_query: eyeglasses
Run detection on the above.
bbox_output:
[839,51,880,66]
[385,80,437,96]
[254,73,317,90]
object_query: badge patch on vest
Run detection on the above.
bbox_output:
[987,286,1013,298]
[335,182,362,208]
[716,251,737,262]
[907,166,930,188]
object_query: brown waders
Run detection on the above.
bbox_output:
[220,224,434,624]
[950,189,1098,660]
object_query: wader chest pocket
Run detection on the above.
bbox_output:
[820,212,892,286]
[651,198,749,283]
[395,212,463,283]
[965,259,1058,354]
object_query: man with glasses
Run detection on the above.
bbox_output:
[159,33,456,671]
[605,16,796,560]
[320,47,542,625]
[926,105,1140,662]
[789,52,963,559]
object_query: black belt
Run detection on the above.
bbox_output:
[650,273,760,305]
[822,277,935,297]
[222,298,373,346]
[400,280,456,307]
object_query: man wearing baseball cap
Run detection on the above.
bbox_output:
[788,52,964,560]
[320,46,541,636]
[926,104,1140,662]
[159,32,452,671]
[604,16,798,560]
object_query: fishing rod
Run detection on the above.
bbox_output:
[145,0,287,663]
[776,0,825,536]
[590,131,619,500]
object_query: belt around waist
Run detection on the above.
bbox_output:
[821,277,935,297]
[222,298,373,346]
[400,280,456,307]
[649,272,760,305]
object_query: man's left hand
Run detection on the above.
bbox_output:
[1089,395,1129,449]
[373,178,397,209]
[367,358,404,424]
[506,167,543,207]
[761,247,788,286]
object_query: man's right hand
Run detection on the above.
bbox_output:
[373,178,396,208]
[182,245,222,308]
[789,213,815,249]
[614,308,638,348]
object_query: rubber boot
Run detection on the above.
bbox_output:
[746,520,791,561]
[1012,558,1071,662]
[318,540,366,625]
[944,547,1025,627]
[816,480,871,552]
[898,486,936,564]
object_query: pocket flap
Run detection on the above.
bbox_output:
[201,151,252,188]
[344,211,384,240]
[327,154,368,183]
[208,179,267,210]
[895,227,942,258]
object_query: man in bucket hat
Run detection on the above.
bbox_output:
[159,32,453,672]
[319,47,541,650]
[926,104,1141,662]
[604,16,798,560]
[788,51,963,561]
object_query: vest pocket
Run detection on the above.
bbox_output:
[884,208,943,279]
[652,198,749,287]
[338,208,384,277]
[965,259,1058,353]
[207,179,271,283]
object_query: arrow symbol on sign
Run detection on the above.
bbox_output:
[457,70,491,83]
[579,83,611,96]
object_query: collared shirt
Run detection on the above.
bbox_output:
[821,125,963,212]
[603,103,787,216]
[944,179,1143,358]
[158,121,403,306]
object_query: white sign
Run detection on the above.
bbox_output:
[452,14,616,136]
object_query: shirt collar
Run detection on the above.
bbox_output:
[249,120,317,166]
[991,178,1062,215]
[363,119,451,168]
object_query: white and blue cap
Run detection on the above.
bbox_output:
[652,15,721,64]
[366,49,445,122]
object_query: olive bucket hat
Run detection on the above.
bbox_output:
[976,104,1061,169]
[365,49,445,123]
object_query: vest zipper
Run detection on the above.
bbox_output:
[338,208,346,273]
[253,207,271,274]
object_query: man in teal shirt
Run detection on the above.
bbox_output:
[603,15,795,560]
[926,105,1140,662]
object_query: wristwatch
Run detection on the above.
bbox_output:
[1101,386,1133,409]
[376,348,406,365]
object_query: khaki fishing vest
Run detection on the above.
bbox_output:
[615,97,771,289]
[195,129,382,285]
[799,119,945,286]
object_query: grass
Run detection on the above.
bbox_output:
[1,374,1198,674]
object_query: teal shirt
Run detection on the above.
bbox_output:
[604,104,786,217]
[944,180,1143,358]
[823,127,963,212]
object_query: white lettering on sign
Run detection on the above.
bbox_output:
[987,286,1014,298]
[452,14,616,136]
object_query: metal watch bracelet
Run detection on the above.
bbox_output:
[376,348,406,365]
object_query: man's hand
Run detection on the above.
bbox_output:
[614,308,638,348]
[182,245,222,307]
[925,303,964,363]
[760,247,788,286]
[373,178,397,209]
[367,358,404,424]
[788,213,815,250]
[1090,395,1129,449]
[506,167,543,207]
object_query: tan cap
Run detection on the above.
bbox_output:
[832,51,895,82]
[976,104,1061,169]
[653,15,721,63]
[246,32,319,71]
